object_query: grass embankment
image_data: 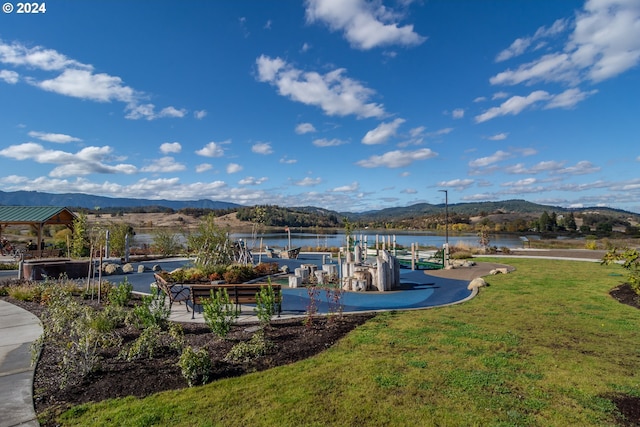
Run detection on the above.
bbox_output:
[59,258,639,426]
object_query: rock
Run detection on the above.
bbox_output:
[122,263,134,274]
[103,263,122,275]
[152,264,162,272]
[490,267,509,275]
[137,265,146,273]
[467,277,488,290]
[280,265,290,274]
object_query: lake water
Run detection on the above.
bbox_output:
[135,229,535,250]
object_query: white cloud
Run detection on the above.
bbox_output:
[544,87,598,109]
[252,142,273,155]
[125,104,187,120]
[487,132,508,141]
[469,150,511,167]
[1,39,189,120]
[141,156,186,173]
[226,163,243,174]
[312,138,347,147]
[0,69,19,84]
[158,106,187,118]
[195,163,212,173]
[279,156,297,164]
[295,176,322,186]
[491,0,640,85]
[28,131,81,143]
[362,118,405,145]
[239,176,268,185]
[0,142,136,176]
[256,55,385,119]
[194,110,207,119]
[0,39,91,71]
[332,181,359,192]
[356,148,437,168]
[195,141,227,157]
[437,179,475,190]
[160,142,182,154]
[496,18,567,62]
[37,68,136,103]
[295,122,316,134]
[475,91,551,123]
[451,108,464,119]
[305,0,426,50]
[555,160,600,175]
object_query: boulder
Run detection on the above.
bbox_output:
[122,263,134,274]
[467,277,488,290]
[103,263,123,275]
[152,264,162,272]
[137,264,146,273]
[490,267,510,275]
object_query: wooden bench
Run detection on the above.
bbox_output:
[189,283,282,320]
[153,273,191,312]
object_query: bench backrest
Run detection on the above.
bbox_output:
[189,283,282,305]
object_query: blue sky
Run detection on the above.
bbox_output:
[1,0,639,213]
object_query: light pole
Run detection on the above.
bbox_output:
[438,189,449,245]
[438,189,449,266]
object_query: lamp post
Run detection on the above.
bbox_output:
[438,190,449,245]
[438,189,449,266]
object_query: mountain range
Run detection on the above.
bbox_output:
[1,190,638,222]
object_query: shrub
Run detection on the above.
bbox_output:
[120,322,184,362]
[253,262,280,276]
[202,288,238,338]
[585,240,598,250]
[254,282,279,327]
[178,346,211,387]
[0,262,18,270]
[129,293,171,329]
[225,329,274,363]
[107,279,133,307]
[34,286,121,386]
[450,251,473,260]
[223,265,256,283]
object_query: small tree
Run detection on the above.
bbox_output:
[478,225,490,252]
[202,288,237,338]
[603,248,640,295]
[70,212,89,258]
[187,214,234,269]
[152,228,183,256]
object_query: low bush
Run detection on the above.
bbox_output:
[202,288,238,338]
[225,329,274,363]
[178,346,211,387]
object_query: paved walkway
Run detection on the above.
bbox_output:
[0,300,42,427]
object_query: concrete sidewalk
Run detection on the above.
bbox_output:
[0,300,42,427]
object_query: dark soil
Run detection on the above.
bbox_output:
[608,283,640,427]
[4,295,373,427]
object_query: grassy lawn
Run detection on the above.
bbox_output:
[59,258,639,426]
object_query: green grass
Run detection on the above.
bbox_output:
[58,258,639,427]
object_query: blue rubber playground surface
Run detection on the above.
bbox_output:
[279,269,472,314]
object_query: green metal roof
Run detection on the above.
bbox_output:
[0,206,76,224]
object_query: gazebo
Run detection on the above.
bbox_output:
[0,206,76,257]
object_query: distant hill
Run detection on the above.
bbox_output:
[0,190,241,210]
[0,191,637,224]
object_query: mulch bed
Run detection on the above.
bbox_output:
[3,295,373,427]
